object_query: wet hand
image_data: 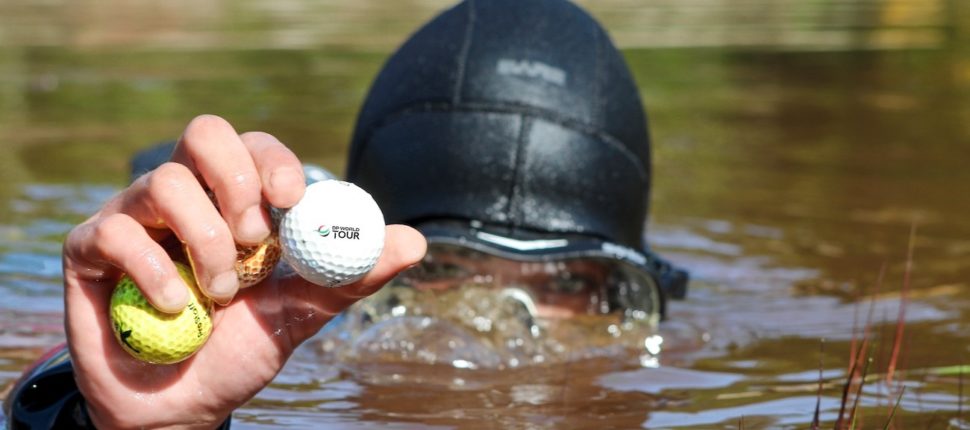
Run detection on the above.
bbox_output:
[61,115,427,429]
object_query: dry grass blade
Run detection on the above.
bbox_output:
[887,223,916,386]
[882,386,906,430]
[836,264,890,430]
[812,338,824,430]
[837,339,868,430]
[850,263,885,374]
[848,356,873,430]
[849,263,884,382]
[960,359,965,427]
[836,357,858,429]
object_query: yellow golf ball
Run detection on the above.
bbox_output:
[110,262,213,364]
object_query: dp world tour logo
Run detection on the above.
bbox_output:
[316,224,361,240]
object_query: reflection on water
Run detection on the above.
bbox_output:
[2,0,970,428]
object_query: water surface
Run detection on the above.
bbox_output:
[1,1,969,428]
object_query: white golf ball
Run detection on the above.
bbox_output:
[279,180,385,287]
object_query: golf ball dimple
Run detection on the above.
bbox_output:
[110,262,213,364]
[205,190,282,288]
[280,180,385,287]
[235,233,282,288]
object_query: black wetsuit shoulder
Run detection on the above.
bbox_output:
[3,344,230,429]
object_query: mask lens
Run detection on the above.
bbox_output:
[399,243,660,322]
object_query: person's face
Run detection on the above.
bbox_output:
[327,243,664,370]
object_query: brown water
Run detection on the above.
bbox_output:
[2,1,970,428]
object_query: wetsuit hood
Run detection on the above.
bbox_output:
[346,0,687,301]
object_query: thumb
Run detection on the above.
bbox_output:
[278,224,427,341]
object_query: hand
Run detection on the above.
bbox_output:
[62,115,427,429]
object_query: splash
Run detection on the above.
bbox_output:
[317,283,662,373]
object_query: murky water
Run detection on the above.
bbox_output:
[2,1,970,428]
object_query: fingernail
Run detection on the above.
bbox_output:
[208,271,239,305]
[269,167,304,207]
[159,279,189,313]
[270,167,303,193]
[237,205,270,244]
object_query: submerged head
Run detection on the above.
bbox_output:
[346,0,687,329]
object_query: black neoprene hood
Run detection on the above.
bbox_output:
[347,0,651,251]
